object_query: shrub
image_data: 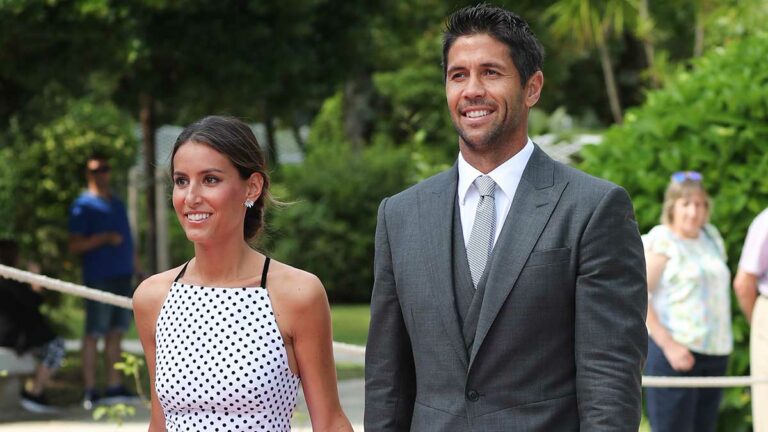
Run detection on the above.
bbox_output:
[266,95,413,302]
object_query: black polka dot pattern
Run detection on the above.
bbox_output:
[155,282,300,431]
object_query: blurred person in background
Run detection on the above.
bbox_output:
[643,171,732,432]
[734,207,768,432]
[68,152,138,409]
[0,239,65,414]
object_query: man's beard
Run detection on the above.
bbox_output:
[453,110,519,151]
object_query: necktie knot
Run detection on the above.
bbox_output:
[474,176,496,198]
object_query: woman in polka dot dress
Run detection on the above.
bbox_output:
[134,116,353,432]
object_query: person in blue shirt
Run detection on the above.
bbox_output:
[68,153,138,409]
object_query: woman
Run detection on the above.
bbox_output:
[643,171,732,432]
[134,116,352,431]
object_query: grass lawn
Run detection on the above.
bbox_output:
[330,304,369,346]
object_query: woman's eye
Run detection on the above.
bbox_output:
[203,176,220,184]
[174,177,188,186]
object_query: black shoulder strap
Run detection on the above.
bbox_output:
[261,257,271,289]
[174,261,190,283]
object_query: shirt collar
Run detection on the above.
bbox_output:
[457,138,534,205]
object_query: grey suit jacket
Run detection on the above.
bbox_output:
[364,146,647,431]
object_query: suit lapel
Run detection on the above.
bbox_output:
[419,165,469,369]
[469,146,568,366]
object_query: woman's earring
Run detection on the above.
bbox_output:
[244,199,255,209]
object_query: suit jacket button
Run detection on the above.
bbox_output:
[466,390,480,402]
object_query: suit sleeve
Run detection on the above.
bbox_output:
[575,186,648,430]
[364,197,416,431]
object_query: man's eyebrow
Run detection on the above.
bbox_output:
[446,62,507,73]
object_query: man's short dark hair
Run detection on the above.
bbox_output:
[442,3,544,86]
[87,151,109,163]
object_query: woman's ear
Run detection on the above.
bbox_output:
[246,172,264,202]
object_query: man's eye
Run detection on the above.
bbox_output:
[484,70,499,76]
[451,72,466,80]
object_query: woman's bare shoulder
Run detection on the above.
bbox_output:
[267,260,328,311]
[133,266,181,311]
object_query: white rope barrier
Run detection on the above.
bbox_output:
[333,341,366,357]
[0,263,132,309]
[644,375,768,388]
[6,264,768,384]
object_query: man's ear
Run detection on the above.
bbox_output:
[524,71,544,108]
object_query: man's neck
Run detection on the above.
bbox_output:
[87,183,111,199]
[459,139,527,174]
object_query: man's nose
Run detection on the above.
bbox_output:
[464,74,486,99]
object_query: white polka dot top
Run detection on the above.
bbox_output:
[155,258,301,431]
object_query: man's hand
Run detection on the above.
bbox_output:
[103,232,123,246]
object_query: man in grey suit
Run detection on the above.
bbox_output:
[364,4,648,431]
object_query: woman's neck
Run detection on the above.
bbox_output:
[189,238,261,286]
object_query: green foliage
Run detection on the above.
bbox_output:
[579,31,768,431]
[372,28,455,163]
[92,352,149,425]
[93,403,136,426]
[267,97,414,302]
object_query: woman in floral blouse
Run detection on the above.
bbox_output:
[643,171,732,432]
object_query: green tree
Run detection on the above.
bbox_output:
[543,0,639,124]
[266,94,413,302]
[0,0,129,130]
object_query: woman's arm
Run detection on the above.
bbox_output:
[289,273,352,432]
[133,275,170,432]
[645,251,695,372]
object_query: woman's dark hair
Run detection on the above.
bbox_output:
[442,3,544,86]
[171,116,271,241]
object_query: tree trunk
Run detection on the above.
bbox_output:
[596,39,623,124]
[263,108,279,169]
[693,21,705,57]
[139,93,157,275]
[343,71,373,152]
[638,0,660,88]
[291,121,305,153]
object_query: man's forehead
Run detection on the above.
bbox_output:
[447,34,513,65]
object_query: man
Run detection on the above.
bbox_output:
[734,208,768,432]
[364,5,647,431]
[69,153,137,409]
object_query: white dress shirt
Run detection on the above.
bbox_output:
[457,139,534,248]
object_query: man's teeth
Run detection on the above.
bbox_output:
[188,213,210,221]
[466,110,490,118]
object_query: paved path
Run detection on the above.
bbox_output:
[0,379,365,431]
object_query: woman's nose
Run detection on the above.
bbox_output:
[185,183,202,206]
